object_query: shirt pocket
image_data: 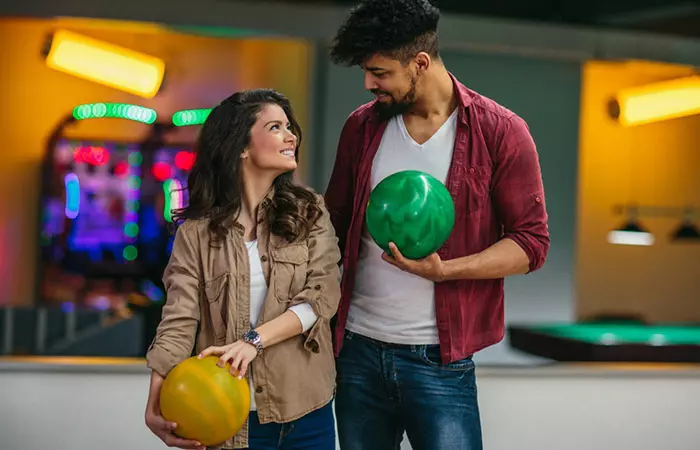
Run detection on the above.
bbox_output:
[271,243,309,303]
[449,164,492,215]
[203,272,229,344]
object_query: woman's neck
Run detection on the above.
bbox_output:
[240,169,275,239]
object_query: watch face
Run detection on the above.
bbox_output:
[245,329,259,342]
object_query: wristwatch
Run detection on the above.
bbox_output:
[243,329,264,355]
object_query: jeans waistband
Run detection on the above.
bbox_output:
[344,329,438,350]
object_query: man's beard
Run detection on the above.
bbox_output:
[372,76,417,121]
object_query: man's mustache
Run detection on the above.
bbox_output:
[370,89,391,97]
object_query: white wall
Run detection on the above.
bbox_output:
[2,360,699,450]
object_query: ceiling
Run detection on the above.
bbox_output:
[283,0,700,39]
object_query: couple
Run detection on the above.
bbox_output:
[144,1,550,449]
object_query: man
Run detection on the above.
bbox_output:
[324,0,550,449]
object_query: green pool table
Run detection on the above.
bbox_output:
[508,323,700,362]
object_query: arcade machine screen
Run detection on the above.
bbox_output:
[139,146,194,264]
[40,139,144,311]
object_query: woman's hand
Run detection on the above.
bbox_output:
[199,340,258,378]
[145,407,205,450]
[145,371,204,449]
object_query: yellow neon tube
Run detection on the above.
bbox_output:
[45,29,165,98]
[612,75,700,126]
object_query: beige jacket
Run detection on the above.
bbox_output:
[146,192,342,449]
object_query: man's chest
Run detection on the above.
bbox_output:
[370,118,457,188]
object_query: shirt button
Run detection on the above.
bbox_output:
[314,284,322,290]
[469,167,475,174]
[260,255,268,262]
[255,386,263,393]
[535,196,541,203]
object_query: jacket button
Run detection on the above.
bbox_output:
[255,386,263,393]
[260,255,268,262]
[314,284,322,290]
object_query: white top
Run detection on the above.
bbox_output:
[347,109,458,345]
[246,239,317,410]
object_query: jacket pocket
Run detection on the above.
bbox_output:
[272,243,309,303]
[203,272,229,344]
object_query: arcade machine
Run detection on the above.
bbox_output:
[128,107,210,348]
[38,102,178,355]
[140,107,210,259]
[37,103,209,353]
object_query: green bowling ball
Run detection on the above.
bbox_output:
[365,170,455,260]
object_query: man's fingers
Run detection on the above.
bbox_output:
[388,242,405,261]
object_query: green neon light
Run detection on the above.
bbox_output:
[172,108,212,126]
[72,103,157,124]
[163,179,174,222]
[123,245,138,261]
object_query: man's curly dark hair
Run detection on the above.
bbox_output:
[330,0,441,66]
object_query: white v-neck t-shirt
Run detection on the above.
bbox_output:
[246,239,317,410]
[347,109,458,345]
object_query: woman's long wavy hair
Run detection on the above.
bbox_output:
[171,89,322,243]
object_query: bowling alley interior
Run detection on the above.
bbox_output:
[1,1,700,449]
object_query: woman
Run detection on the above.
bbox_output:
[144,89,341,450]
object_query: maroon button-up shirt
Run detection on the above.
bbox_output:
[325,73,550,364]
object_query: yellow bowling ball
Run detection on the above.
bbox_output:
[160,355,250,446]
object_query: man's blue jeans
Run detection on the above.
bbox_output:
[334,330,483,450]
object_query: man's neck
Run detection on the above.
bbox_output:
[407,64,457,120]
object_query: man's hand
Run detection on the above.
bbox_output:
[381,242,445,282]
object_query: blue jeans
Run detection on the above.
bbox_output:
[244,401,335,450]
[334,331,483,450]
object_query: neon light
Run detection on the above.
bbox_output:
[124,222,139,238]
[128,152,143,166]
[172,108,211,126]
[45,29,165,98]
[73,146,109,166]
[114,161,129,176]
[163,178,183,222]
[72,103,157,124]
[174,151,195,171]
[64,173,80,219]
[123,245,138,261]
[151,162,172,182]
[127,176,141,190]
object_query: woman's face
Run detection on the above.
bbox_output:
[241,103,298,175]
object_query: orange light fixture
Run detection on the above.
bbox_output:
[44,29,165,98]
[610,75,700,126]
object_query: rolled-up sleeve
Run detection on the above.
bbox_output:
[492,115,550,273]
[325,112,361,262]
[146,222,201,377]
[289,197,342,352]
